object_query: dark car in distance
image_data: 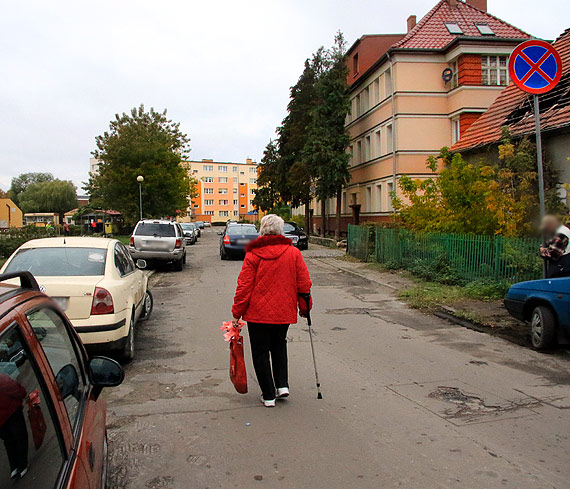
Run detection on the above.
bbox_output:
[284,222,309,250]
[0,271,124,488]
[219,224,259,260]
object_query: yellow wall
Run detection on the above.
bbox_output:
[0,199,23,228]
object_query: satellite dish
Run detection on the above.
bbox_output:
[442,67,454,83]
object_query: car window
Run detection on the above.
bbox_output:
[26,308,86,429]
[283,224,296,233]
[115,243,134,277]
[5,247,107,277]
[227,226,258,235]
[0,325,65,487]
[135,223,175,237]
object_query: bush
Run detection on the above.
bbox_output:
[289,215,305,229]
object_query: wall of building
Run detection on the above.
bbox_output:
[0,199,23,229]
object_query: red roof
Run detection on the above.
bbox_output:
[453,29,570,152]
[393,0,529,50]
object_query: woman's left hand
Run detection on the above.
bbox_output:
[232,318,241,327]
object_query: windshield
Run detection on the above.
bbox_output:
[228,226,258,236]
[283,223,296,233]
[135,223,176,237]
[5,247,107,276]
[181,223,195,230]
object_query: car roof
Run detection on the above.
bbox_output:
[0,272,44,322]
[138,219,176,225]
[17,237,116,250]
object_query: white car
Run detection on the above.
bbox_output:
[1,237,153,360]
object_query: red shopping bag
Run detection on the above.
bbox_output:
[222,320,248,394]
[27,390,47,449]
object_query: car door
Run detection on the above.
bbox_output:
[24,303,105,489]
[0,314,84,489]
[114,243,143,318]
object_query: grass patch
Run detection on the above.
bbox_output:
[115,235,131,246]
[399,279,507,312]
[334,254,361,263]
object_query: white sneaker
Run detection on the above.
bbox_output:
[10,469,19,480]
[260,396,276,407]
[19,468,28,479]
[276,387,290,399]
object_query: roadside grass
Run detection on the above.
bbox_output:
[0,258,6,268]
[115,235,131,246]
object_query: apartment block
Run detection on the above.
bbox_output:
[182,158,259,222]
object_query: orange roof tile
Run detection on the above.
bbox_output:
[394,0,529,50]
[453,28,570,152]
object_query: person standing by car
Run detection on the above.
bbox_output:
[0,373,28,480]
[231,214,312,407]
[540,215,570,278]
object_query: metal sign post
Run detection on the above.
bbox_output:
[509,39,563,277]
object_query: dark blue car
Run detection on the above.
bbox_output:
[505,277,570,350]
[219,224,259,260]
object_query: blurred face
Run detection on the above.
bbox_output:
[541,216,560,236]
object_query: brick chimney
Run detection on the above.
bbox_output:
[466,0,487,11]
[246,158,252,164]
[407,15,417,33]
[447,0,457,7]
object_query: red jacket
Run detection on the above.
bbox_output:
[232,235,312,324]
[0,373,26,426]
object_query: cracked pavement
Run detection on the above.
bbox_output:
[105,229,570,489]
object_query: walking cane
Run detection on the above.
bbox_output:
[300,293,323,399]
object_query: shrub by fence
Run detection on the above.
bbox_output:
[347,224,541,285]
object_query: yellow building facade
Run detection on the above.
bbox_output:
[0,199,23,229]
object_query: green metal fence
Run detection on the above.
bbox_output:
[348,225,542,284]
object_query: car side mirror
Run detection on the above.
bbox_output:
[55,364,80,400]
[136,259,147,269]
[89,356,124,400]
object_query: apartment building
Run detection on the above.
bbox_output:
[313,0,530,233]
[183,158,259,222]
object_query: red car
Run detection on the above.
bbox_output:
[0,271,124,488]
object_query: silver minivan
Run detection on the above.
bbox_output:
[129,219,187,271]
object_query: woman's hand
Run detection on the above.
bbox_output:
[232,318,241,327]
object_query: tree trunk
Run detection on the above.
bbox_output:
[320,199,326,237]
[335,187,342,241]
[304,198,311,234]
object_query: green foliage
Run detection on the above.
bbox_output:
[18,180,77,217]
[86,105,191,224]
[395,130,567,237]
[9,172,54,205]
[0,226,54,258]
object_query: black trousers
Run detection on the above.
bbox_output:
[247,323,290,400]
[0,407,28,472]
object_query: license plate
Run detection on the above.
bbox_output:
[236,239,250,245]
[53,297,69,311]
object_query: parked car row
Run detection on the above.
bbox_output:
[218,221,308,260]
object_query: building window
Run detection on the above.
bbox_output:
[250,200,254,206]
[250,188,256,194]
[218,188,228,194]
[233,166,238,172]
[219,199,229,205]
[445,22,463,34]
[219,211,229,217]
[452,117,461,144]
[386,124,393,153]
[362,86,370,113]
[365,187,372,211]
[233,211,239,216]
[384,71,392,97]
[192,169,199,174]
[249,178,257,184]
[387,182,394,211]
[372,78,380,105]
[203,164,213,171]
[375,130,382,157]
[353,53,359,74]
[233,177,238,183]
[240,182,245,186]
[219,177,228,183]
[218,165,228,172]
[450,59,459,88]
[240,193,245,197]
[204,188,214,194]
[356,140,362,164]
[233,199,238,205]
[249,167,257,173]
[233,188,238,194]
[203,176,214,183]
[364,135,371,162]
[205,210,214,215]
[355,94,361,117]
[241,204,246,208]
[476,24,494,35]
[376,184,383,212]
[482,55,509,86]
[205,199,214,206]
[348,145,354,164]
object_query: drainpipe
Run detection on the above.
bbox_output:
[387,52,397,200]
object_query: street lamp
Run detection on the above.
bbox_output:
[137,175,144,220]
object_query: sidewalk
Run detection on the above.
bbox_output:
[312,251,534,349]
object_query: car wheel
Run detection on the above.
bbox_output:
[121,314,135,362]
[530,305,557,350]
[174,256,184,271]
[183,252,187,265]
[140,289,153,321]
[220,247,227,260]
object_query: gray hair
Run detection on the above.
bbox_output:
[259,214,284,236]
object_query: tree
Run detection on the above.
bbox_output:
[19,180,78,218]
[9,172,54,205]
[86,105,191,224]
[253,140,283,212]
[304,32,351,238]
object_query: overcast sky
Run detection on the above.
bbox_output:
[0,0,567,192]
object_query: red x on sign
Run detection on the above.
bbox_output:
[509,39,563,95]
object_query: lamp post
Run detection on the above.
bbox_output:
[137,175,144,220]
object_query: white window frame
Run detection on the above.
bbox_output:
[482,55,509,86]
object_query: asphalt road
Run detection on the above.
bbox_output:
[106,229,570,489]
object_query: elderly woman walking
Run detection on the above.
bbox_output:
[232,214,312,407]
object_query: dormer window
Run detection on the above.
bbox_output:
[476,23,494,35]
[445,22,463,34]
[353,53,359,75]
